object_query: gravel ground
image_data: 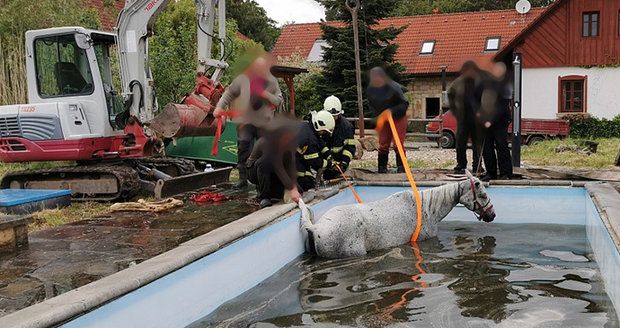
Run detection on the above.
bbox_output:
[353,142,482,170]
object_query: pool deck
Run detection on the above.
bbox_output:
[0,172,619,327]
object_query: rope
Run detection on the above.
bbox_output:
[377,111,423,243]
[476,135,486,176]
[110,198,183,212]
[335,163,363,204]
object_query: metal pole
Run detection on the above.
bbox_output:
[345,0,365,137]
[439,65,448,149]
[512,54,522,167]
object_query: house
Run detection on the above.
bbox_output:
[83,0,125,31]
[271,9,544,118]
[497,0,620,119]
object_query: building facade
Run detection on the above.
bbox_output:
[271,9,543,118]
[498,0,620,119]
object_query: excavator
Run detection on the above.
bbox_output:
[0,0,232,201]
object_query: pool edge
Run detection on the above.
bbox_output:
[1,181,618,328]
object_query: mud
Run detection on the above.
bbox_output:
[0,186,257,317]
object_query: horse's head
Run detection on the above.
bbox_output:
[459,170,496,223]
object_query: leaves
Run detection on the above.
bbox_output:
[317,0,405,117]
[568,115,620,139]
[226,0,280,50]
[391,0,555,16]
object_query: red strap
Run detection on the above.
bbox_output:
[211,117,223,156]
[211,111,239,157]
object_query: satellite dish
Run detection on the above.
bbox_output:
[516,0,531,14]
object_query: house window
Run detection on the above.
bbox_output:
[420,41,435,54]
[559,75,587,113]
[307,39,329,62]
[485,37,501,51]
[582,12,599,37]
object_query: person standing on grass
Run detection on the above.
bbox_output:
[214,54,283,189]
[448,61,485,174]
[479,62,513,181]
[367,67,410,174]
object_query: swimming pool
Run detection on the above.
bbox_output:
[2,183,619,328]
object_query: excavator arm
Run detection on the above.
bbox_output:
[116,0,228,125]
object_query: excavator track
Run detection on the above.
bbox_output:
[1,165,141,202]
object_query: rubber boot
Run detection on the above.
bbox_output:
[234,167,249,189]
[395,150,405,173]
[378,152,388,174]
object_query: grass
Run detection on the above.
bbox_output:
[522,138,620,169]
[30,202,111,231]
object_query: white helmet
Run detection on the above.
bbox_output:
[323,95,343,116]
[311,110,336,134]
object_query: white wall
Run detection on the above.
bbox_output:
[522,67,620,119]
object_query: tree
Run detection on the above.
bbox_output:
[150,0,262,106]
[392,0,555,16]
[226,0,280,50]
[317,0,406,117]
[0,0,100,105]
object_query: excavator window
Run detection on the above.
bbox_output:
[34,34,95,98]
[93,37,124,129]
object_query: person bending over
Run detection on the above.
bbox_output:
[247,118,301,208]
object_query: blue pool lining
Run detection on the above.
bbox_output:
[0,181,616,328]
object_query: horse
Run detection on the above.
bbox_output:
[299,170,496,258]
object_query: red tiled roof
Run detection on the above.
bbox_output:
[271,8,545,75]
[83,0,125,31]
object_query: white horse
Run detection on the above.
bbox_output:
[299,171,496,258]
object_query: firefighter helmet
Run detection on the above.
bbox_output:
[323,95,343,116]
[311,110,335,134]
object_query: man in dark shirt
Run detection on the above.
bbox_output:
[448,61,485,174]
[367,67,410,173]
[480,62,513,181]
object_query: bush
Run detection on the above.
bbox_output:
[568,115,620,139]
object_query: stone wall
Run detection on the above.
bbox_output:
[406,76,455,119]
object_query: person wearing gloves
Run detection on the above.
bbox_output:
[321,96,356,180]
[366,67,410,173]
[296,111,335,191]
[214,55,283,189]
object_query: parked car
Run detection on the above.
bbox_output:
[426,111,570,148]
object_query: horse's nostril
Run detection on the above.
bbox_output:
[484,213,496,223]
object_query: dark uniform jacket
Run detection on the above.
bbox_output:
[327,116,356,170]
[295,121,330,184]
[366,81,409,120]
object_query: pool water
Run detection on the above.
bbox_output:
[190,222,618,328]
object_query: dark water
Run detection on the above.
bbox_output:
[190,222,618,328]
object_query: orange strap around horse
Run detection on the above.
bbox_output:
[335,163,363,204]
[376,111,423,243]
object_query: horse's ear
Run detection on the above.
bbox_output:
[465,169,474,180]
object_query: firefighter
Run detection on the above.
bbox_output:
[296,111,335,192]
[321,95,356,180]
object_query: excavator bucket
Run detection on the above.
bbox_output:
[149,103,221,139]
[153,166,232,199]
